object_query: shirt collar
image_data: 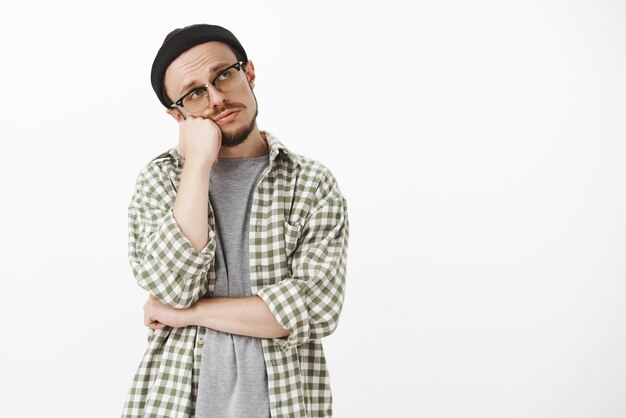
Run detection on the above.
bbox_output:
[265,130,293,165]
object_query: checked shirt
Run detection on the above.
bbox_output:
[122,131,350,417]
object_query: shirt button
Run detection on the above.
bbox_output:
[256,223,262,231]
[197,337,205,346]
[271,359,277,366]
[256,265,262,271]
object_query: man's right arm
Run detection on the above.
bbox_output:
[128,165,216,308]
[172,158,213,252]
[127,159,216,309]
[171,114,222,253]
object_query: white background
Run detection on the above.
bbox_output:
[0,1,624,417]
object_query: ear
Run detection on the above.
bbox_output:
[244,59,256,89]
[166,107,186,122]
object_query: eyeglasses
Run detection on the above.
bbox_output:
[170,61,246,114]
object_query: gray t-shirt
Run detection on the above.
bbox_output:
[195,154,271,418]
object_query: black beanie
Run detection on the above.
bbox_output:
[151,24,248,108]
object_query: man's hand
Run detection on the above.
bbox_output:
[143,293,194,330]
[175,115,222,165]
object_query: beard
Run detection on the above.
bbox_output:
[219,92,259,148]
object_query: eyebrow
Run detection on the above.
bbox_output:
[178,62,232,97]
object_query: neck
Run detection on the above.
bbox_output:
[217,126,268,159]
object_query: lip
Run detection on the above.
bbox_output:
[215,110,241,123]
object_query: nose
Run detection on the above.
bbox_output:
[206,83,226,108]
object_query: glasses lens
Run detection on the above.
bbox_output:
[180,64,243,113]
[214,66,243,93]
[183,87,209,113]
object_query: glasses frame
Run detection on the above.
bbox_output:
[169,60,246,112]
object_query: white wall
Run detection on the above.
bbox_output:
[0,1,624,417]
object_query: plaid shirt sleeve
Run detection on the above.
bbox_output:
[128,164,217,309]
[256,167,350,352]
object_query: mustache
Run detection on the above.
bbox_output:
[210,103,245,119]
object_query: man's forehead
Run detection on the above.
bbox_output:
[173,41,235,65]
[165,41,237,96]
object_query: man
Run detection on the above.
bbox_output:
[122,24,350,418]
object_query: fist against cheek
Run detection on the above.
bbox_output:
[175,115,222,164]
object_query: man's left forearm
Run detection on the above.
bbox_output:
[187,296,290,339]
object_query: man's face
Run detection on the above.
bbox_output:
[163,41,258,148]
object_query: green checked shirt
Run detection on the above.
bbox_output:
[122,131,350,418]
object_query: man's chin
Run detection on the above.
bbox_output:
[221,139,245,148]
[219,97,259,148]
[220,131,248,148]
[220,120,256,148]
